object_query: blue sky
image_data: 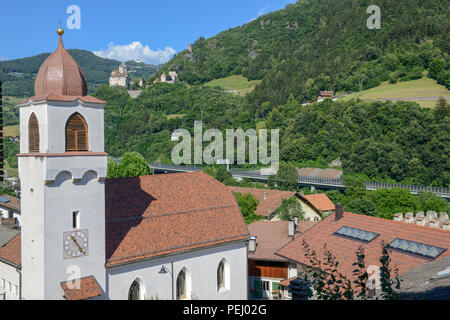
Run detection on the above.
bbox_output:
[0,0,295,64]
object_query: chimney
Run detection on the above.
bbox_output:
[248,236,257,253]
[263,192,267,201]
[293,215,299,227]
[335,203,343,221]
[393,213,403,222]
[288,220,295,238]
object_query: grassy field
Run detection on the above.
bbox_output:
[204,75,261,96]
[341,77,449,108]
[4,125,20,137]
[4,161,18,178]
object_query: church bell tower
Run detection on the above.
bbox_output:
[18,28,107,300]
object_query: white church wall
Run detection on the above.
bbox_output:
[106,241,248,300]
[0,261,20,300]
[19,156,47,300]
[42,173,106,300]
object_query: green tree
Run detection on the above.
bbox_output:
[268,162,298,190]
[107,152,152,178]
[275,197,305,221]
[416,192,450,213]
[235,192,262,224]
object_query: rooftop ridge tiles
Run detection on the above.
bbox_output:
[106,204,236,224]
[106,232,249,265]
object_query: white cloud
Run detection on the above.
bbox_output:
[93,41,176,65]
[251,4,270,21]
[257,4,270,17]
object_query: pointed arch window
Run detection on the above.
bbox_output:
[28,113,40,152]
[128,278,145,300]
[176,269,186,300]
[65,113,88,152]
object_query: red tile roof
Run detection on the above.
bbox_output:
[247,221,292,262]
[1,172,250,268]
[295,221,319,234]
[276,212,450,281]
[229,187,295,218]
[0,233,21,266]
[0,194,21,212]
[105,172,250,266]
[61,276,102,300]
[299,193,335,212]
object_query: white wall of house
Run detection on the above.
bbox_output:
[106,241,248,300]
[0,207,21,226]
[0,261,20,300]
[297,199,321,221]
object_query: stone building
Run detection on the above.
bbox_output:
[109,62,130,88]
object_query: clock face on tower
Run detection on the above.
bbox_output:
[63,230,89,259]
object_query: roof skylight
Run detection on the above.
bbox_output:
[334,226,379,242]
[388,238,446,259]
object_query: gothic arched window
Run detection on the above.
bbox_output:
[128,279,145,300]
[65,113,88,152]
[28,113,40,153]
[176,269,186,300]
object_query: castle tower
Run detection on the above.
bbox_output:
[17,28,107,300]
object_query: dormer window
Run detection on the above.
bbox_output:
[28,113,40,152]
[66,113,88,152]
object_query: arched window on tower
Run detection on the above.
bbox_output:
[28,113,40,153]
[65,113,88,152]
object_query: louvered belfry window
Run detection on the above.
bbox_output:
[28,113,40,153]
[65,113,88,152]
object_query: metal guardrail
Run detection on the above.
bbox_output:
[149,164,450,198]
[365,182,450,197]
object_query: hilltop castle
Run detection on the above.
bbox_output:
[109,62,130,88]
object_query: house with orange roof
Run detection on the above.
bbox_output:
[275,204,450,299]
[296,193,335,221]
[229,187,296,221]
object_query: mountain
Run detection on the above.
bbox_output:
[0,50,159,97]
[158,0,449,112]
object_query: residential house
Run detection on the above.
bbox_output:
[296,193,335,221]
[247,221,298,300]
[276,205,450,299]
[0,194,21,226]
[229,187,295,221]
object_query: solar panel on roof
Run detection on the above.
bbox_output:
[334,226,379,243]
[388,238,447,259]
[0,197,10,203]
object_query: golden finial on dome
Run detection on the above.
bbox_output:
[57,27,64,36]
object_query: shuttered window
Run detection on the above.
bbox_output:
[28,113,40,152]
[65,113,88,152]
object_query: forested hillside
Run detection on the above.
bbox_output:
[93,83,450,187]
[0,50,158,97]
[160,0,449,112]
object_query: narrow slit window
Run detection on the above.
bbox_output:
[72,211,80,229]
[28,113,40,152]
